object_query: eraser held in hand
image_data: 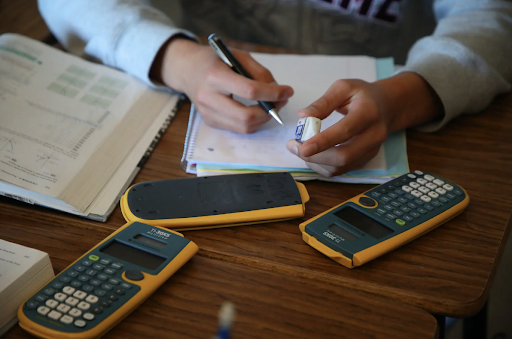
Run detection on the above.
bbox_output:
[295,117,321,142]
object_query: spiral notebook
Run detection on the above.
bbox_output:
[181,53,409,184]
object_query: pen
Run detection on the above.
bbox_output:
[208,33,284,125]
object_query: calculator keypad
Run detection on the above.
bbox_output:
[25,255,137,331]
[370,171,464,226]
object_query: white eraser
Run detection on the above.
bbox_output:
[295,117,321,143]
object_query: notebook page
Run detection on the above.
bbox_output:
[189,54,386,171]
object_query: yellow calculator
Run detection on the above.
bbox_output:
[300,171,469,268]
[18,222,198,339]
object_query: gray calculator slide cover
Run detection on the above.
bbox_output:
[126,172,303,220]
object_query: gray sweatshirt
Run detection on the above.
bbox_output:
[38,0,512,131]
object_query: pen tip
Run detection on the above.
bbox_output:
[269,109,283,125]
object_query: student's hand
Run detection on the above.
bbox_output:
[152,38,294,133]
[286,72,443,177]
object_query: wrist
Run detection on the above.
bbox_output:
[376,72,444,133]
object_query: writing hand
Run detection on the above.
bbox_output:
[286,73,443,177]
[153,39,293,133]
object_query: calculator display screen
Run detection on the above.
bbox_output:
[100,240,166,270]
[334,207,394,239]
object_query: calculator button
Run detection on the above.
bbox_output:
[414,170,423,175]
[411,190,423,197]
[377,208,387,215]
[73,290,87,300]
[115,288,126,295]
[57,303,71,313]
[88,255,99,262]
[67,271,79,278]
[59,276,72,283]
[37,306,51,316]
[431,200,442,207]
[385,213,397,220]
[65,297,79,307]
[104,268,116,275]
[26,301,39,309]
[120,283,132,290]
[396,219,406,226]
[90,279,101,286]
[371,191,381,198]
[443,184,454,191]
[414,199,424,205]
[424,204,434,211]
[436,188,446,195]
[380,196,392,203]
[78,275,90,282]
[411,212,421,218]
[93,264,105,271]
[46,299,59,309]
[71,281,82,288]
[74,265,86,272]
[81,260,93,266]
[54,293,67,302]
[426,183,437,190]
[387,185,396,191]
[125,270,145,281]
[77,302,90,311]
[102,284,113,291]
[86,269,97,276]
[454,189,463,196]
[417,178,427,185]
[97,274,109,281]
[388,192,398,199]
[433,179,445,186]
[398,197,408,204]
[109,278,121,285]
[60,315,74,324]
[391,201,401,207]
[403,215,414,222]
[409,182,420,189]
[101,300,112,308]
[35,295,48,303]
[69,308,82,317]
[402,185,412,193]
[418,208,428,214]
[379,188,388,194]
[51,281,64,290]
[394,189,405,195]
[400,206,411,213]
[94,289,107,297]
[92,307,104,314]
[439,197,449,203]
[74,319,87,328]
[407,202,417,209]
[407,174,416,179]
[100,259,111,265]
[83,285,94,292]
[107,293,119,301]
[63,286,76,295]
[404,194,414,200]
[424,175,435,181]
[48,310,62,320]
[383,205,393,211]
[394,210,403,216]
[111,263,123,270]
[420,195,431,203]
[428,192,439,199]
[86,295,99,304]
[446,193,457,200]
[418,186,430,194]
[359,196,376,206]
[83,313,95,321]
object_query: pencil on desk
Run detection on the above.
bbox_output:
[214,301,236,339]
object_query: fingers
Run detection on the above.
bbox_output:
[305,146,380,177]
[298,79,355,119]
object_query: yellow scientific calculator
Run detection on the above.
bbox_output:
[300,171,469,268]
[18,222,198,339]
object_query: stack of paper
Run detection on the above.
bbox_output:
[0,239,54,336]
[182,54,409,184]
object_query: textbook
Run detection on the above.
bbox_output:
[0,33,182,221]
[0,239,54,337]
[182,53,409,184]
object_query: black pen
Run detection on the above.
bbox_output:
[208,33,283,125]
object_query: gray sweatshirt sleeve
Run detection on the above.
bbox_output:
[37,0,197,87]
[403,0,512,132]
